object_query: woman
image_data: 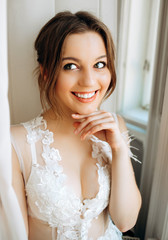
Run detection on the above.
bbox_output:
[11,11,141,240]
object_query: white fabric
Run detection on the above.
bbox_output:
[11,115,123,240]
[0,0,27,239]
[10,113,139,239]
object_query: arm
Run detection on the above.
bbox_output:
[72,111,142,232]
[108,115,141,232]
[12,145,28,235]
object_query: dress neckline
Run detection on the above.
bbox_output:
[26,115,109,205]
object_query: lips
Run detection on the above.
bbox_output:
[71,90,98,103]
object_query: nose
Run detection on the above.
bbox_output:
[78,67,96,87]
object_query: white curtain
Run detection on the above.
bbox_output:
[0,0,27,239]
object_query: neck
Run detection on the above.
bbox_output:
[42,108,78,136]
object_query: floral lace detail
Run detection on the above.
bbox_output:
[91,135,112,164]
[42,147,63,174]
[22,116,122,240]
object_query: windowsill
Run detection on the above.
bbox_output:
[121,107,149,129]
[119,107,148,142]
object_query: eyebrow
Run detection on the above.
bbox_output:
[62,55,107,62]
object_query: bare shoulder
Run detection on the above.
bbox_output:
[10,124,26,174]
[10,123,26,135]
[10,123,28,145]
[116,114,127,133]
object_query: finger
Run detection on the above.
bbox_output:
[81,122,116,140]
[80,117,114,138]
[74,112,113,134]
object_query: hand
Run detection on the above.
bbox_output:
[72,111,127,152]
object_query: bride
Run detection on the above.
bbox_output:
[11,11,141,240]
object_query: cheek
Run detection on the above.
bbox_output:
[101,71,111,90]
[55,75,72,95]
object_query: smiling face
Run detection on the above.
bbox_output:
[55,31,111,116]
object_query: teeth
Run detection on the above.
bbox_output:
[74,92,96,99]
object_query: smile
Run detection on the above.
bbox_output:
[72,90,98,103]
[74,91,95,99]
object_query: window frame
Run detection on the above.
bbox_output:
[117,0,161,131]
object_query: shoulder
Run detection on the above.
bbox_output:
[11,123,26,134]
[10,123,27,139]
[10,124,27,167]
[11,122,32,181]
[11,115,45,136]
[115,114,127,133]
[10,116,41,147]
[115,114,129,141]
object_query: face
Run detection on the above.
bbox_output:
[55,31,111,116]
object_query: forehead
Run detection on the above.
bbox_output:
[62,31,106,58]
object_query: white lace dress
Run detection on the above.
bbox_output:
[11,114,136,240]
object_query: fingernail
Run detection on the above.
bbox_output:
[72,114,78,117]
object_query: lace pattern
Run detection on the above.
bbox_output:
[21,115,135,239]
[22,116,118,239]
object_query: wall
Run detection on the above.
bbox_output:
[8,0,55,124]
[8,0,117,125]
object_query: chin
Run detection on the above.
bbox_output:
[74,106,98,115]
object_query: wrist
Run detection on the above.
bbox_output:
[111,140,129,157]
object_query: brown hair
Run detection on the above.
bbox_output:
[35,11,116,115]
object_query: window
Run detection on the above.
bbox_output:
[117,0,160,131]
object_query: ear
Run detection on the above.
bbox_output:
[40,65,47,80]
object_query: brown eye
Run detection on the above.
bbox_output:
[94,61,106,69]
[63,63,77,70]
